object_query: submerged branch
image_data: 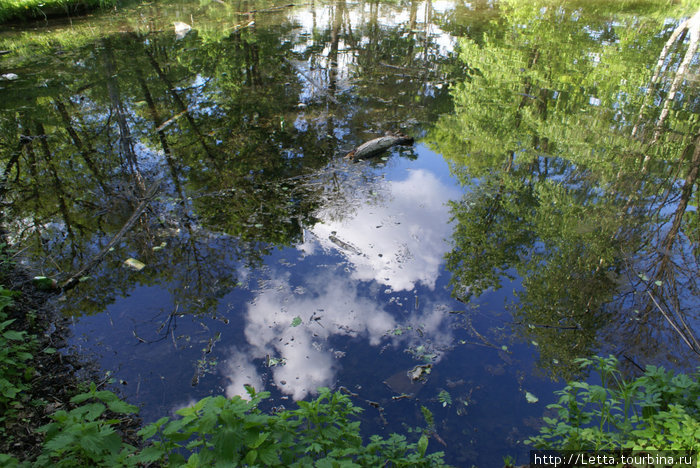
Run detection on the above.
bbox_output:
[60,182,161,291]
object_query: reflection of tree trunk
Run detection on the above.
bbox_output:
[660,131,700,255]
[423,0,432,62]
[143,45,216,162]
[651,9,700,144]
[103,39,146,195]
[0,132,28,200]
[135,68,183,195]
[34,122,77,254]
[633,8,700,171]
[244,24,262,87]
[328,0,345,99]
[406,0,419,62]
[638,131,700,356]
[53,98,110,195]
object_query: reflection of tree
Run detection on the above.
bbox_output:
[0,1,469,328]
[434,1,699,378]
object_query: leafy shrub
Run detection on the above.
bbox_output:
[9,383,446,467]
[141,385,445,467]
[33,382,141,467]
[526,355,700,451]
[0,286,36,436]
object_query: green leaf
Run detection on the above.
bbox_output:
[2,330,25,341]
[249,431,269,448]
[291,316,302,327]
[106,398,139,415]
[417,434,429,457]
[258,445,280,465]
[244,449,258,464]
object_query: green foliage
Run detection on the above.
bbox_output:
[527,355,700,451]
[34,382,140,467]
[9,384,447,467]
[141,385,445,467]
[0,286,36,436]
[0,0,119,23]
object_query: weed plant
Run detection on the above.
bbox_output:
[526,355,700,451]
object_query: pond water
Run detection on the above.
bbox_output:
[1,0,699,466]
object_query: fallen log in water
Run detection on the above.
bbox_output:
[345,131,414,160]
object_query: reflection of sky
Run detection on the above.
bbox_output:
[223,261,457,401]
[305,168,459,291]
[223,157,459,400]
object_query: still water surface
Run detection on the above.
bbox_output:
[1,0,698,465]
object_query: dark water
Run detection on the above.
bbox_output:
[1,0,698,466]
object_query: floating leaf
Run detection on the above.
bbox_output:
[291,316,302,327]
[654,280,663,286]
[438,390,452,407]
[525,391,539,404]
[152,242,167,251]
[123,258,146,271]
[501,345,509,351]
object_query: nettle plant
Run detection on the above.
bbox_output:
[526,355,700,451]
[5,385,447,467]
[0,287,37,437]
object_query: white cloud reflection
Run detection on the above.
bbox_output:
[308,169,458,291]
[223,167,459,401]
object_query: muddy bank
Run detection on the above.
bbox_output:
[0,247,140,460]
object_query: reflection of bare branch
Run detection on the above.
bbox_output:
[284,58,340,105]
[142,43,216,161]
[53,98,110,194]
[647,290,700,356]
[660,131,700,254]
[60,182,160,291]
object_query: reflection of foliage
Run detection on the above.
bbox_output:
[434,0,700,378]
[0,0,469,325]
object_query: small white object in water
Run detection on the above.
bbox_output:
[173,21,192,39]
[1,73,18,80]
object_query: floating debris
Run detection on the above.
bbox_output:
[328,233,362,255]
[524,391,539,404]
[32,276,57,290]
[123,258,146,271]
[173,21,192,39]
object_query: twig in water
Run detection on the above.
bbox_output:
[60,182,161,291]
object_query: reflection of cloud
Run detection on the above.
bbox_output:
[221,266,458,401]
[221,168,459,401]
[224,347,264,400]
[222,271,397,400]
[309,169,458,291]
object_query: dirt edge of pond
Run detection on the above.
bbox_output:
[0,247,141,460]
